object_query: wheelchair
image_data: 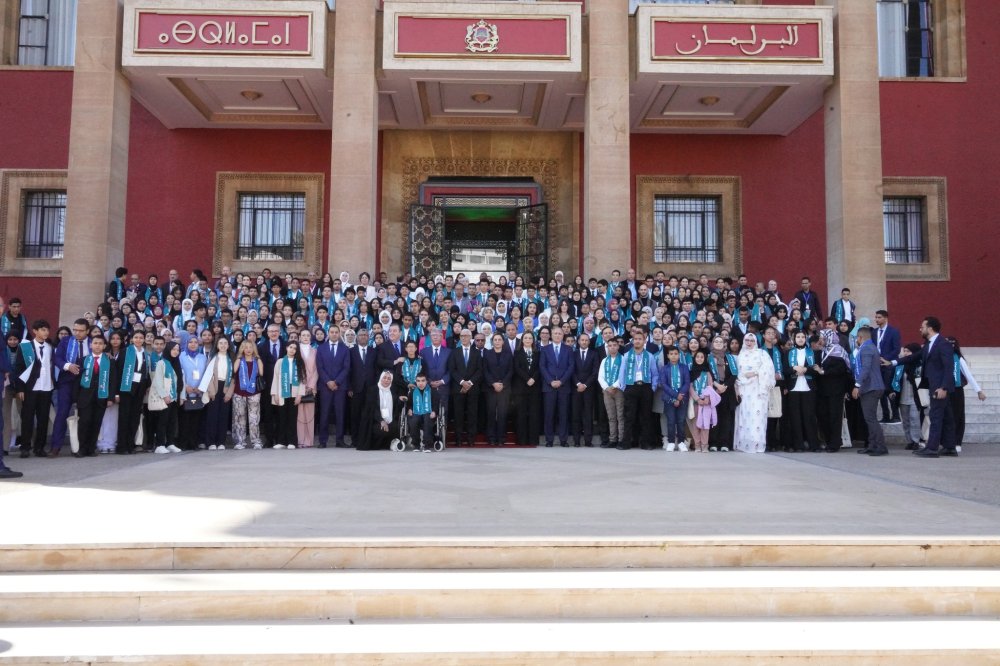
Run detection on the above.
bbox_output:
[390,388,446,452]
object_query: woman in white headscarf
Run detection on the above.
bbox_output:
[172,298,195,336]
[734,333,776,453]
[357,370,399,451]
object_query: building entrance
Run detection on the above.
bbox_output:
[409,180,548,279]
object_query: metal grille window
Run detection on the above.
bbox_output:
[237,193,306,261]
[17,0,76,66]
[20,190,66,258]
[653,196,720,263]
[877,0,934,77]
[883,197,927,264]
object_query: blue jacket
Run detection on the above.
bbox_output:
[316,340,350,390]
[659,362,690,405]
[874,325,901,362]
[540,343,574,394]
[419,345,451,395]
[899,334,955,394]
[855,342,885,394]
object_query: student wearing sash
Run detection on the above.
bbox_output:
[178,335,207,451]
[708,336,736,452]
[761,326,785,452]
[658,345,689,452]
[620,327,658,450]
[945,337,987,451]
[407,372,439,451]
[688,349,720,453]
[13,319,56,458]
[296,330,319,448]
[2,332,23,453]
[597,335,625,449]
[851,326,887,456]
[113,330,152,455]
[107,267,128,302]
[232,340,265,450]
[889,342,924,450]
[75,334,114,458]
[50,319,91,455]
[198,336,235,450]
[270,340,305,449]
[0,334,21,476]
[783,330,821,452]
[148,340,182,454]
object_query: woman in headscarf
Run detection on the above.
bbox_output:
[708,335,736,452]
[734,333,776,453]
[148,341,182,454]
[172,298,195,336]
[178,334,207,451]
[357,370,400,451]
[687,349,720,452]
[813,329,852,451]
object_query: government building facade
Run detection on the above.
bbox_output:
[0,0,994,344]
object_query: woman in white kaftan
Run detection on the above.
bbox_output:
[734,333,776,453]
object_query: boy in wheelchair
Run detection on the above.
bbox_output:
[407,373,439,452]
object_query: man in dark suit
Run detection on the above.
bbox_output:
[873,309,902,423]
[0,335,22,477]
[447,328,482,446]
[256,324,285,447]
[419,327,451,408]
[569,332,598,447]
[49,318,91,454]
[13,319,56,458]
[891,316,956,457]
[375,323,404,375]
[540,326,574,447]
[349,328,379,445]
[75,334,114,458]
[317,326,351,448]
[792,276,822,322]
[113,330,151,455]
[851,327,887,456]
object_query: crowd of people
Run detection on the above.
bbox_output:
[0,266,988,479]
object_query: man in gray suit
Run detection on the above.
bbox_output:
[852,326,887,456]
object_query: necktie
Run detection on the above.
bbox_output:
[272,343,278,359]
[360,348,366,362]
[554,345,559,362]
[38,344,44,360]
[395,342,400,355]
[582,350,586,362]
[464,347,469,364]
[434,348,439,360]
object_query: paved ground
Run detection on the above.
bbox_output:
[1,442,998,544]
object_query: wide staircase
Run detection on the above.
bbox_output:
[2,539,999,663]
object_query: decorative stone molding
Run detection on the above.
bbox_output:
[635,175,742,279]
[0,169,67,276]
[883,177,949,281]
[213,172,324,277]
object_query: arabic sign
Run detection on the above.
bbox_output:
[134,11,312,55]
[653,20,821,61]
[395,15,570,58]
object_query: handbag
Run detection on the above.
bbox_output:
[182,397,205,411]
[300,392,316,404]
[687,397,697,420]
[767,386,783,418]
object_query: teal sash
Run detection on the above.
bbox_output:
[412,386,432,415]
[280,357,299,399]
[402,358,421,384]
[624,350,651,385]
[80,354,111,399]
[119,345,146,392]
[603,354,622,387]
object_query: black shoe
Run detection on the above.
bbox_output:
[574,442,582,447]
[19,449,29,459]
[939,449,958,457]
[867,449,889,456]
[905,442,919,450]
[616,445,631,450]
[317,442,328,449]
[886,418,901,424]
[0,467,23,479]
[584,442,593,447]
[879,418,891,424]
[913,449,939,458]
[856,448,870,454]
[545,442,553,447]
[73,452,85,458]
[600,442,612,449]
[34,450,47,458]
[561,442,570,447]
[335,441,351,448]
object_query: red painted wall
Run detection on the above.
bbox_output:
[630,110,828,305]
[881,0,1000,346]
[124,101,331,283]
[0,70,73,328]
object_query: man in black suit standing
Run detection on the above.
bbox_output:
[448,328,483,446]
[569,332,598,447]
[349,328,379,445]
[13,320,56,458]
[376,323,404,375]
[792,276,822,323]
[256,324,286,447]
[890,316,956,458]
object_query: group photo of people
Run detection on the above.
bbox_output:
[0,265,988,479]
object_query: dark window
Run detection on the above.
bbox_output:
[877,0,934,77]
[237,193,306,261]
[20,190,66,258]
[883,197,927,263]
[653,196,720,263]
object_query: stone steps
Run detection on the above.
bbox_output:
[4,568,1000,623]
[3,618,1000,664]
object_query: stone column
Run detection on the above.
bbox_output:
[60,0,131,325]
[583,0,631,279]
[329,0,378,277]
[820,0,886,319]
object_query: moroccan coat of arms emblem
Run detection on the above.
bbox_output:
[465,19,500,53]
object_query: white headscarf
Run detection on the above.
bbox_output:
[377,370,394,422]
[736,333,776,397]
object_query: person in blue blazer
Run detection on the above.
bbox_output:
[316,326,351,448]
[540,326,574,447]
[873,309,902,423]
[891,316,956,457]
[49,318,91,455]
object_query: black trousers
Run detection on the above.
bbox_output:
[349,391,367,443]
[515,388,541,445]
[452,389,480,444]
[879,366,901,420]
[152,404,178,447]
[203,384,230,447]
[484,388,511,443]
[77,397,107,457]
[21,390,53,454]
[926,394,956,452]
[117,387,147,453]
[786,390,821,451]
[845,394,868,444]
[621,383,654,449]
[178,405,204,450]
[259,393,280,446]
[950,386,966,446]
[276,400,297,446]
[571,387,595,445]
[816,392,846,451]
[407,413,435,447]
